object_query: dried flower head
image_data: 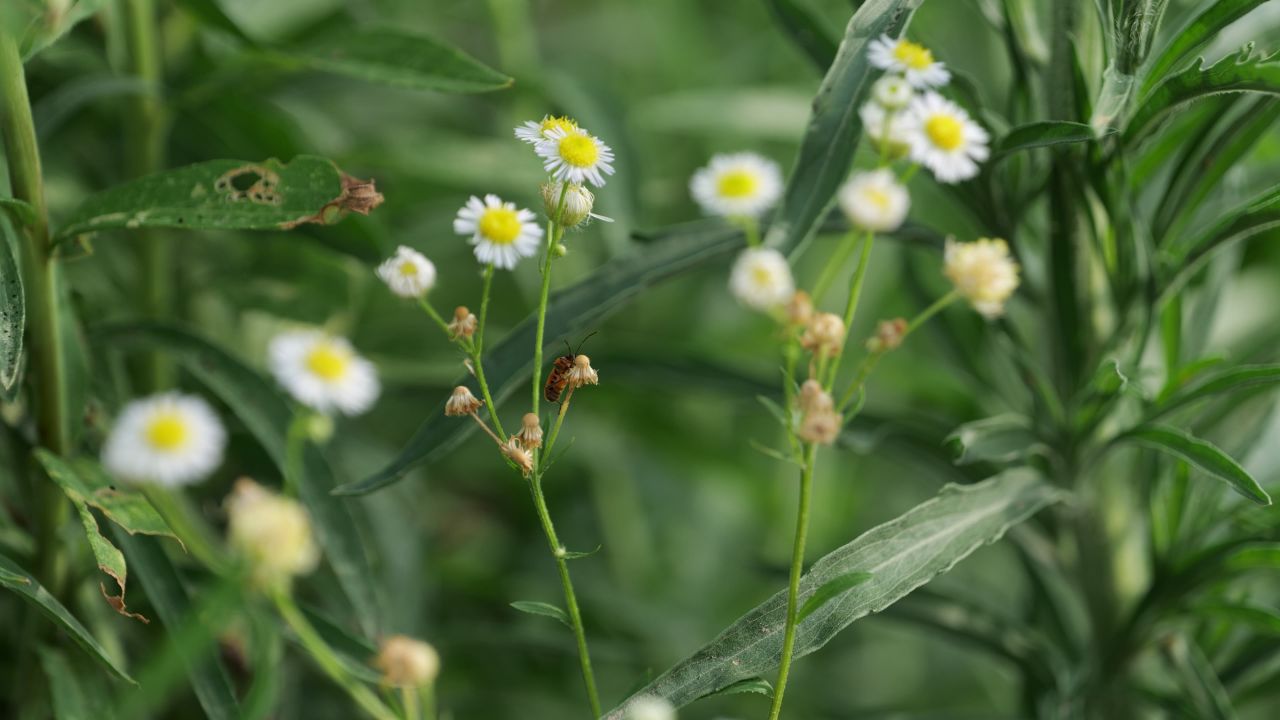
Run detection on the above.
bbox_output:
[502,437,534,476]
[802,312,847,358]
[799,379,834,415]
[944,238,1020,318]
[374,635,440,688]
[444,386,482,417]
[567,354,599,389]
[517,412,543,450]
[799,407,843,445]
[867,317,909,353]
[448,306,477,340]
[226,479,320,587]
[786,290,814,327]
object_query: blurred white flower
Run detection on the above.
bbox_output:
[453,194,543,270]
[101,393,226,487]
[729,248,794,312]
[269,330,379,416]
[903,93,990,183]
[838,169,910,232]
[944,238,1021,318]
[859,102,912,160]
[625,695,676,720]
[871,75,914,109]
[868,35,950,88]
[690,152,783,219]
[226,479,320,586]
[514,115,580,144]
[376,245,436,298]
[536,127,616,187]
[374,635,441,688]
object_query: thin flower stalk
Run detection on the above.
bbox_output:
[472,264,506,439]
[416,298,456,344]
[530,184,569,415]
[768,442,818,720]
[541,386,576,466]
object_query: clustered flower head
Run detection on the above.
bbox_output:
[226,478,320,587]
[269,329,380,416]
[903,93,990,184]
[536,126,616,187]
[101,392,227,487]
[730,247,795,312]
[374,635,440,688]
[786,290,814,327]
[542,180,610,228]
[376,245,436,298]
[944,237,1021,318]
[690,152,783,219]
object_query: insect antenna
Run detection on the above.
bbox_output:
[574,331,598,356]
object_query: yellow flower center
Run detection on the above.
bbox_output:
[893,40,934,70]
[717,170,759,199]
[751,265,774,286]
[864,188,891,209]
[539,116,577,136]
[558,134,599,168]
[925,114,965,151]
[478,207,522,244]
[306,344,349,380]
[145,413,188,451]
[398,261,418,277]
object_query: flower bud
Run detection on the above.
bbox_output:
[447,306,477,340]
[374,635,440,688]
[226,479,320,587]
[554,242,569,257]
[866,317,908,353]
[306,413,335,444]
[517,412,543,450]
[801,312,846,358]
[798,379,834,415]
[944,238,1020,318]
[871,75,913,110]
[786,290,814,327]
[444,386,482,416]
[542,181,595,228]
[798,407,843,445]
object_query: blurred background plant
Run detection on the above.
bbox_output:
[1,0,1279,719]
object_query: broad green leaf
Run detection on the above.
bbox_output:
[283,27,511,93]
[797,571,872,622]
[1125,48,1280,144]
[1140,0,1270,97]
[96,323,382,636]
[0,214,23,393]
[510,600,571,629]
[766,0,840,71]
[0,551,133,683]
[764,0,921,257]
[602,470,1061,713]
[699,677,774,699]
[56,156,378,239]
[16,0,106,61]
[38,645,117,720]
[109,531,238,719]
[174,0,255,44]
[1126,425,1271,505]
[1153,364,1280,418]
[946,414,1042,466]
[994,121,1111,158]
[339,221,745,495]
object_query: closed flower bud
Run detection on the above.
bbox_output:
[798,379,834,415]
[567,354,599,389]
[867,317,908,353]
[944,238,1020,318]
[542,180,595,228]
[444,386,482,416]
[374,635,440,688]
[226,479,320,587]
[786,290,814,327]
[448,306,477,340]
[798,407,843,445]
[801,312,846,358]
[517,412,543,450]
[502,437,534,476]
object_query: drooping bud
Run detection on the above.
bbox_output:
[502,437,534,476]
[444,386,482,416]
[374,635,440,688]
[801,312,847,358]
[566,354,599,389]
[517,412,543,450]
[542,181,595,228]
[866,317,908,353]
[447,306,477,340]
[226,479,320,587]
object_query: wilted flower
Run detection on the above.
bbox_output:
[838,169,910,232]
[567,354,599,389]
[268,330,380,416]
[802,312,847,357]
[903,93,990,183]
[624,695,677,720]
[444,386,483,417]
[729,248,794,312]
[448,306,477,340]
[868,35,950,88]
[375,245,436,298]
[101,393,227,487]
[453,194,543,270]
[374,635,440,688]
[502,437,534,476]
[689,152,783,219]
[867,317,909,352]
[944,238,1020,318]
[517,412,543,450]
[226,479,320,587]
[536,127,616,187]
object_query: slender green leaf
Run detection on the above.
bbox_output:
[109,531,238,719]
[1140,0,1270,97]
[339,221,744,495]
[283,27,511,93]
[946,414,1042,466]
[797,571,872,622]
[1160,636,1238,720]
[602,470,1061,713]
[1125,48,1280,143]
[1163,184,1280,295]
[1154,364,1280,418]
[38,645,117,720]
[174,0,255,44]
[0,552,133,684]
[699,677,774,699]
[95,323,382,636]
[1126,425,1271,505]
[0,214,23,393]
[56,156,375,239]
[510,600,571,629]
[17,0,106,61]
[1,197,36,226]
[765,0,922,257]
[994,121,1111,158]
[765,0,840,71]
[1196,602,1280,635]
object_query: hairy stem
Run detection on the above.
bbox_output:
[768,442,818,720]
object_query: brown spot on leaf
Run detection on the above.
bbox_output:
[280,173,384,230]
[100,580,149,624]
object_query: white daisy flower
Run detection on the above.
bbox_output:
[867,35,950,88]
[514,115,580,145]
[268,330,380,416]
[101,392,227,487]
[903,93,990,184]
[871,75,914,109]
[453,194,543,270]
[944,237,1021,318]
[838,169,910,232]
[689,152,783,219]
[729,247,794,312]
[376,245,436,298]
[859,102,912,160]
[535,127,615,187]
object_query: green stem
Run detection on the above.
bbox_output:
[527,472,601,717]
[810,230,860,302]
[540,386,575,467]
[824,231,875,389]
[422,683,437,720]
[401,685,419,720]
[416,297,454,341]
[836,292,958,410]
[283,413,309,497]
[473,264,506,439]
[768,442,818,720]
[273,591,399,720]
[530,185,569,419]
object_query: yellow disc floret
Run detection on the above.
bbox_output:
[558,133,599,168]
[717,170,759,199]
[925,114,964,151]
[306,344,350,380]
[893,40,935,70]
[145,414,188,451]
[539,116,578,136]
[398,261,419,277]
[478,207,522,244]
